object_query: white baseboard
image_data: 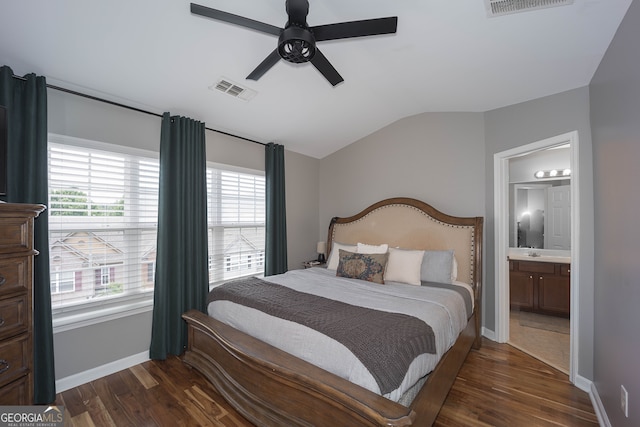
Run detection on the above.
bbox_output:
[590,382,610,427]
[481,326,496,341]
[574,374,592,393]
[56,351,150,393]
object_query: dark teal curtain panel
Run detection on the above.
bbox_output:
[264,142,288,276]
[150,113,209,359]
[0,65,56,403]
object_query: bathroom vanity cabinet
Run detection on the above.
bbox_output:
[509,259,570,317]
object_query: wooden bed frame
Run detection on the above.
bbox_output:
[182,197,483,426]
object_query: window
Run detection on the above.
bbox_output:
[207,167,265,284]
[50,269,75,294]
[99,267,111,286]
[48,136,159,309]
[47,135,265,327]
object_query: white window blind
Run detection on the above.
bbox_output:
[48,140,159,308]
[207,168,265,284]
[48,136,266,315]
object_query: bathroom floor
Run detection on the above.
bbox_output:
[509,309,570,374]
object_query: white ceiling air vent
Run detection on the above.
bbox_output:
[209,78,257,101]
[485,0,574,17]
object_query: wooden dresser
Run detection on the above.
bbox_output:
[0,203,46,404]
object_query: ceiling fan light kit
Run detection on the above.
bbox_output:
[278,25,316,63]
[191,0,398,86]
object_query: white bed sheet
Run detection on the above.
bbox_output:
[207,267,471,402]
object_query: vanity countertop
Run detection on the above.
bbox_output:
[507,248,571,264]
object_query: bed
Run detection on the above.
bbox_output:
[182,197,483,426]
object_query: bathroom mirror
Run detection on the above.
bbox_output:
[508,145,571,250]
[509,181,571,249]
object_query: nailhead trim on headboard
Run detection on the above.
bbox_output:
[331,203,476,283]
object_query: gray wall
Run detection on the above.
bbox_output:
[319,112,486,238]
[48,89,319,380]
[284,149,320,268]
[590,0,640,424]
[484,87,595,381]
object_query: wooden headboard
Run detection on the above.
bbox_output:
[327,197,483,333]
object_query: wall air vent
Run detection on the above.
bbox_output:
[209,78,257,101]
[485,0,574,17]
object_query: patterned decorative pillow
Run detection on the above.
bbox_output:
[336,249,388,284]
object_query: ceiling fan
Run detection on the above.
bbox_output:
[191,1,398,86]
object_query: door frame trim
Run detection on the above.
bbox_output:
[493,130,579,383]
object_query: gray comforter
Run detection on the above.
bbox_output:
[208,277,436,395]
[207,267,472,402]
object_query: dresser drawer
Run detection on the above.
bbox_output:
[0,295,29,341]
[0,257,29,298]
[0,376,30,405]
[0,333,30,388]
[0,216,33,254]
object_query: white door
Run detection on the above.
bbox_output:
[544,185,571,250]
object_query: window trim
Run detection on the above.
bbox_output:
[52,291,154,333]
[48,133,160,160]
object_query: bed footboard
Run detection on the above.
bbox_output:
[182,309,416,427]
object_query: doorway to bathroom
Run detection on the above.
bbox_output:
[494,131,580,383]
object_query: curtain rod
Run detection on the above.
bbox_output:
[11,73,266,147]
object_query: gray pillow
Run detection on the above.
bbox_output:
[420,250,454,284]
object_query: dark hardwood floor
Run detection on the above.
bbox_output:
[434,339,598,426]
[56,338,598,426]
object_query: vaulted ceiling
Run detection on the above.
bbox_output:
[0,0,632,158]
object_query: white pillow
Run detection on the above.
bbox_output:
[327,242,357,270]
[385,248,425,286]
[356,242,389,254]
[452,256,458,282]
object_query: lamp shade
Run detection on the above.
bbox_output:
[316,241,326,254]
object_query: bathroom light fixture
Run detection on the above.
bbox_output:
[534,168,571,179]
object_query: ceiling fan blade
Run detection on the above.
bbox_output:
[310,49,343,86]
[312,17,398,42]
[246,49,282,81]
[191,3,282,36]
